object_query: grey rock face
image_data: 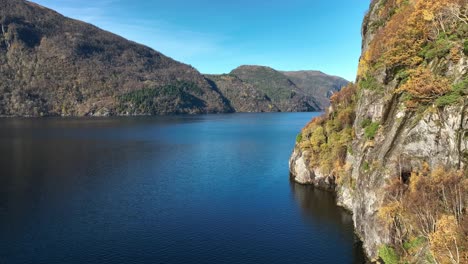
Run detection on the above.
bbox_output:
[289,147,335,190]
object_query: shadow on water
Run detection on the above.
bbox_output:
[290,181,368,264]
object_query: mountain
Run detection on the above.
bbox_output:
[0,0,232,116]
[0,1,349,116]
[229,65,320,112]
[281,70,349,108]
[205,65,348,113]
[204,74,279,112]
[290,0,467,262]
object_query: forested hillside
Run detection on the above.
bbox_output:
[0,0,232,116]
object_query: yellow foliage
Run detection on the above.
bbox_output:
[421,162,431,175]
[429,215,467,264]
[450,46,462,63]
[358,49,372,78]
[379,201,403,225]
[408,171,421,193]
[423,10,435,21]
[297,83,358,179]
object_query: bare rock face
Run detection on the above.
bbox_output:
[289,148,314,184]
[289,147,335,190]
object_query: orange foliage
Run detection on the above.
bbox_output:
[450,46,463,62]
[303,115,326,130]
[330,83,357,109]
[398,66,451,101]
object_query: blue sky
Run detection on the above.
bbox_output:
[32,0,370,81]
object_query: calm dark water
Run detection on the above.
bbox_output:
[0,113,365,264]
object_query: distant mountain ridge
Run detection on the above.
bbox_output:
[281,70,349,108]
[0,0,348,116]
[205,65,348,112]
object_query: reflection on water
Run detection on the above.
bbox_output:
[291,182,367,264]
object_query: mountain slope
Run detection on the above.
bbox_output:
[281,70,349,108]
[0,0,232,116]
[230,65,319,112]
[290,0,467,262]
[206,66,349,113]
[204,74,279,112]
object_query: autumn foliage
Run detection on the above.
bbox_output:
[379,165,467,263]
[398,66,451,102]
[361,0,467,75]
[358,0,467,107]
[297,83,357,178]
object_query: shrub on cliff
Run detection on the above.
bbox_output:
[359,0,466,110]
[297,83,357,178]
[360,0,466,76]
[378,245,399,264]
[435,77,468,107]
[364,122,380,140]
[379,165,467,263]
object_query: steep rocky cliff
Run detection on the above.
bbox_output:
[290,0,467,262]
[0,0,232,116]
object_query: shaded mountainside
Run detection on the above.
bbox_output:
[0,0,232,116]
[230,65,318,112]
[205,66,348,112]
[290,0,467,263]
[204,74,279,112]
[281,70,349,108]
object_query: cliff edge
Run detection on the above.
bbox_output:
[290,0,467,262]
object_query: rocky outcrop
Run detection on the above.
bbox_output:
[340,103,467,255]
[290,0,467,260]
[289,147,335,189]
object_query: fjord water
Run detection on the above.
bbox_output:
[0,113,365,264]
